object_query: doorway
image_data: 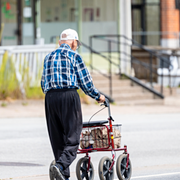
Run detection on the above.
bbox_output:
[132,1,146,45]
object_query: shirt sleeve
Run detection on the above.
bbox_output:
[75,54,100,100]
[41,67,45,93]
[41,54,49,94]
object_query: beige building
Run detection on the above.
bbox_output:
[0,0,118,46]
[1,0,176,49]
[40,0,117,22]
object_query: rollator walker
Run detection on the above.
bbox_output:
[49,98,132,180]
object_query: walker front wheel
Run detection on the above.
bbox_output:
[116,154,132,180]
[49,160,56,180]
[98,156,114,180]
[76,157,94,180]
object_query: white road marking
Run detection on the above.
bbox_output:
[114,172,180,180]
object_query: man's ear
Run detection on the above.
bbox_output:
[59,40,61,46]
[72,40,76,50]
[72,40,75,46]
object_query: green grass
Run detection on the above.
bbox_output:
[0,51,44,100]
[26,87,44,99]
[22,102,28,106]
[1,102,7,107]
[0,51,21,99]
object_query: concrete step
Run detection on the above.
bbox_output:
[115,99,164,106]
[154,86,177,96]
[91,74,120,81]
[93,79,132,87]
[90,73,165,105]
[112,92,154,101]
[96,86,147,94]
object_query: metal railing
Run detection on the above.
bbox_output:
[0,44,56,97]
[87,34,180,100]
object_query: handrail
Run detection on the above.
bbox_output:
[81,42,114,103]
[91,35,171,67]
[88,34,177,99]
[123,74,164,99]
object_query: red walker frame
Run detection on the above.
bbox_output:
[77,104,130,174]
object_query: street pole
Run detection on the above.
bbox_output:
[32,0,37,44]
[35,0,43,44]
[36,0,40,38]
[117,0,121,76]
[77,0,82,53]
[17,0,22,45]
[75,0,78,26]
[117,0,120,36]
[120,0,132,75]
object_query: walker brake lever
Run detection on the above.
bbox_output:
[109,116,114,122]
[100,101,108,107]
[101,101,109,107]
[99,98,109,107]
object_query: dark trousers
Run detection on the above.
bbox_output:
[45,89,82,178]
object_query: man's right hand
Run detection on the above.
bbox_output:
[97,94,106,103]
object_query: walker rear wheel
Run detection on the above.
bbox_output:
[98,156,114,180]
[49,160,56,180]
[116,154,132,180]
[76,157,94,180]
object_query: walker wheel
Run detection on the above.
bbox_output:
[76,157,94,180]
[116,154,132,180]
[49,160,56,180]
[98,156,114,180]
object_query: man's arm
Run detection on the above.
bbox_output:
[75,54,105,102]
[41,65,45,93]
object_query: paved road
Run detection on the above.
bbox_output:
[0,112,180,180]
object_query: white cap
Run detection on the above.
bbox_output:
[60,28,81,46]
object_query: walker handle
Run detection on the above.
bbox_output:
[103,98,114,121]
[104,98,109,107]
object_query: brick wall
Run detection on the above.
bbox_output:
[161,0,179,39]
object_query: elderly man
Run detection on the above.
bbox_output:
[41,29,105,180]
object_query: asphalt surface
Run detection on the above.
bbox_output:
[0,111,180,180]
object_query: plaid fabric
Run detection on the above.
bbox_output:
[41,43,100,100]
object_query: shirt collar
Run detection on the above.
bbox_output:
[60,43,71,49]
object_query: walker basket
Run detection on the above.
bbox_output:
[80,124,121,150]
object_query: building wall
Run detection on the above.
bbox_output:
[1,0,34,45]
[1,0,117,46]
[160,0,180,48]
[132,0,161,46]
[40,0,118,49]
[1,0,17,45]
[1,0,17,23]
[161,0,179,39]
[146,2,160,45]
[2,0,179,48]
[41,0,117,22]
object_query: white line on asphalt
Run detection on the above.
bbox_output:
[114,172,180,180]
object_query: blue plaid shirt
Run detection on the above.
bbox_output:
[41,44,100,100]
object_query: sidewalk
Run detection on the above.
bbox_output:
[1,96,180,119]
[3,175,49,180]
[1,96,180,180]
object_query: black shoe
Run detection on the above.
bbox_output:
[52,163,65,180]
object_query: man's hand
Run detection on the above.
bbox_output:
[97,94,106,103]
